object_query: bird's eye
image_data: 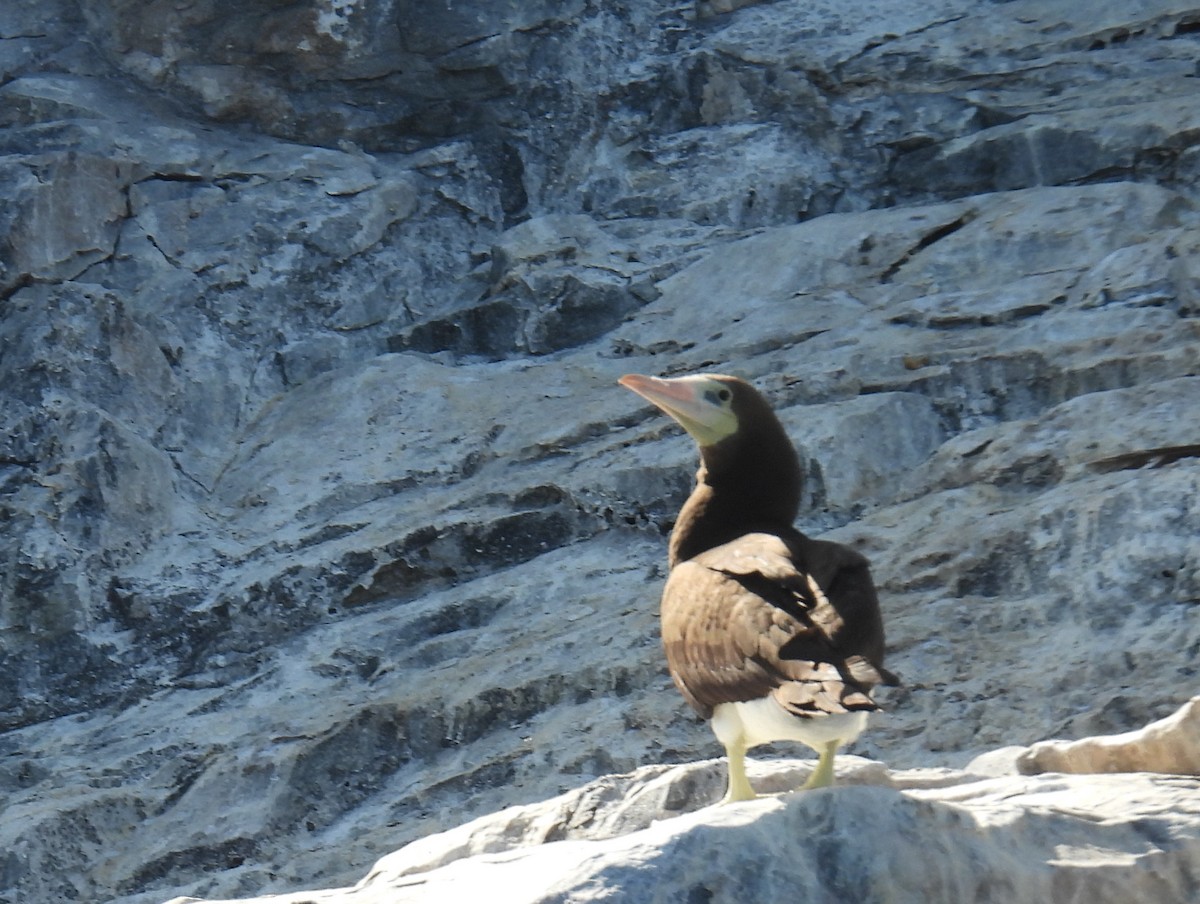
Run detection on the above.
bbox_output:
[718,388,732,402]
[705,387,733,405]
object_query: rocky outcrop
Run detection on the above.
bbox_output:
[1,1,1199,903]
[162,752,1200,904]
[1020,696,1200,777]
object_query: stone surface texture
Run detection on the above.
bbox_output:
[0,0,1198,902]
[164,754,1200,904]
[1020,695,1200,776]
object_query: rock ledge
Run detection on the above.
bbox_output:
[167,750,1200,904]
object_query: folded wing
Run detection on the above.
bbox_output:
[661,532,894,720]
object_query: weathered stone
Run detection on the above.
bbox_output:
[0,1,1199,902]
[162,756,1200,904]
[0,152,132,292]
[1020,696,1200,776]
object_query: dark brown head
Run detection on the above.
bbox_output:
[619,373,804,562]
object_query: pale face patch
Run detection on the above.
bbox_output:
[619,373,740,448]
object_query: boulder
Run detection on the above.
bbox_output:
[1020,696,1200,776]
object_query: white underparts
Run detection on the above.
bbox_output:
[711,698,868,801]
[711,698,869,752]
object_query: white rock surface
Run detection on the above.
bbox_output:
[1021,696,1200,776]
[163,756,1200,904]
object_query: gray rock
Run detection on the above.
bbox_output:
[161,756,1200,904]
[0,0,1198,902]
[0,152,131,291]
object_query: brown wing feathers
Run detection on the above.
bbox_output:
[661,531,891,720]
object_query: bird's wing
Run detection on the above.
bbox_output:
[661,532,887,720]
[792,534,900,687]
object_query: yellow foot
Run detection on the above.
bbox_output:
[721,782,757,803]
[721,743,757,803]
[800,740,839,790]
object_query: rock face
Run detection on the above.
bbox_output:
[0,1,1198,902]
[163,755,1200,904]
[1020,696,1200,777]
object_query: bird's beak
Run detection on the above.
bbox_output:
[618,374,736,447]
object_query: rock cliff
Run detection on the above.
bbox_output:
[0,1,1198,902]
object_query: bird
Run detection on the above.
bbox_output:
[619,372,896,802]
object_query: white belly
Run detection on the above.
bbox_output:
[710,697,869,753]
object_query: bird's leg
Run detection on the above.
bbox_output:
[801,739,840,790]
[721,739,757,803]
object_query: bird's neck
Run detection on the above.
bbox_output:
[668,447,802,568]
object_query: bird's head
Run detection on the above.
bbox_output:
[618,373,745,449]
[619,371,803,556]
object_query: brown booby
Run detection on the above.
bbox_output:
[619,372,896,802]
